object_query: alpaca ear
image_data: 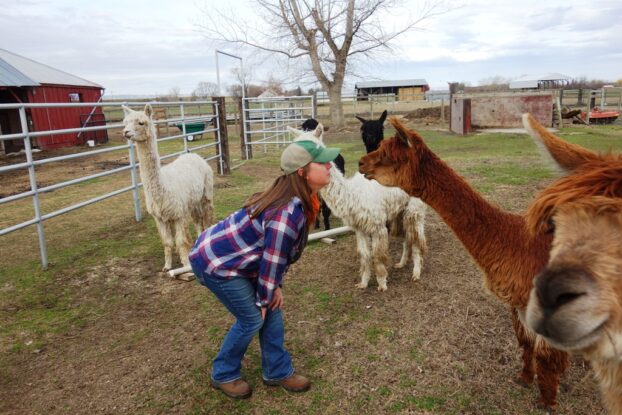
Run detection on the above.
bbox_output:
[313,124,324,140]
[144,104,153,118]
[355,115,367,124]
[522,113,599,172]
[390,117,419,149]
[122,105,132,116]
[379,110,388,124]
[287,126,303,137]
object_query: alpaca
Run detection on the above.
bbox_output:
[301,118,345,230]
[358,117,570,410]
[290,124,427,290]
[521,114,622,414]
[356,110,387,153]
[122,104,214,271]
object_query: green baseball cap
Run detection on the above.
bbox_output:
[280,140,340,174]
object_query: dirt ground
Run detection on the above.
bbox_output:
[0,122,606,414]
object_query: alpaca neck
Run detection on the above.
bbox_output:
[416,150,549,305]
[135,127,165,199]
[321,166,355,214]
[591,360,622,415]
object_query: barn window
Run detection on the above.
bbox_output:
[68,92,82,102]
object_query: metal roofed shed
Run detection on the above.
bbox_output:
[0,48,106,153]
[355,79,429,101]
[509,73,571,90]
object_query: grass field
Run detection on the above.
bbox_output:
[1,121,621,414]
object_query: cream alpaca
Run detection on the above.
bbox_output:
[289,125,427,291]
[122,104,214,271]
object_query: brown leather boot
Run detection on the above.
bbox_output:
[211,379,252,399]
[263,374,311,392]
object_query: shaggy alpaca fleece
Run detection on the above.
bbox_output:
[289,124,427,291]
[122,105,214,271]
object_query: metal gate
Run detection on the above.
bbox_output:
[0,100,224,268]
[241,95,315,158]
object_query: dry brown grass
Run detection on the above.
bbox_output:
[2,123,619,414]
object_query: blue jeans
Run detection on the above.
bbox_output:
[192,267,294,384]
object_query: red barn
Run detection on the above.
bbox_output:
[0,48,107,153]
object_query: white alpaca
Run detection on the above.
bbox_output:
[122,104,214,271]
[289,125,427,291]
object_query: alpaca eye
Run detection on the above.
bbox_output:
[545,218,556,234]
[138,122,145,126]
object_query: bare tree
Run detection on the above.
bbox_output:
[168,86,181,101]
[199,0,450,127]
[193,81,220,99]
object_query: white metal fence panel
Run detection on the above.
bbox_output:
[241,95,315,158]
[0,100,224,268]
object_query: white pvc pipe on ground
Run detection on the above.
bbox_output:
[307,225,353,241]
[167,225,353,278]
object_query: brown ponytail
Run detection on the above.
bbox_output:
[244,166,317,230]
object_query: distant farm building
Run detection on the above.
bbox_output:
[509,73,571,90]
[0,48,106,153]
[355,79,429,101]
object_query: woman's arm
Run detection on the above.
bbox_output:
[255,205,305,308]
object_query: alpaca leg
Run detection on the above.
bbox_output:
[174,220,192,267]
[355,231,372,289]
[534,342,569,411]
[321,200,331,230]
[395,240,409,269]
[511,308,536,387]
[371,228,390,291]
[193,196,214,237]
[155,219,175,272]
[409,220,427,281]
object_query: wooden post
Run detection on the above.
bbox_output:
[214,97,230,175]
[238,98,252,159]
[440,98,445,123]
[555,97,563,129]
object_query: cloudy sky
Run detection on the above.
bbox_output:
[2,0,621,96]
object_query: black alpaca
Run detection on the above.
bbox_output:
[300,118,345,230]
[355,110,387,153]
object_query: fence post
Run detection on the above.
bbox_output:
[440,98,445,123]
[312,93,317,119]
[180,103,189,153]
[19,107,48,269]
[555,97,563,129]
[214,97,230,174]
[238,98,252,159]
[127,139,142,222]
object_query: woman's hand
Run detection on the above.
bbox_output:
[269,287,283,311]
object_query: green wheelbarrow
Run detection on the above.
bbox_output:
[176,122,206,141]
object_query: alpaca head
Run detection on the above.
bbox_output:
[526,197,622,357]
[122,104,154,142]
[288,122,324,145]
[358,117,429,196]
[301,118,330,133]
[522,113,622,359]
[356,110,387,153]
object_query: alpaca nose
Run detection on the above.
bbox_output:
[534,267,592,315]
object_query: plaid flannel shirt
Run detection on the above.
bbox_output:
[189,197,306,307]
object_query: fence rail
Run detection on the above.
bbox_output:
[0,100,224,268]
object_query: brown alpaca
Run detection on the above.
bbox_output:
[522,114,622,414]
[357,116,570,410]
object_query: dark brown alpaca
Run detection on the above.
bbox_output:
[357,116,570,411]
[522,114,622,414]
